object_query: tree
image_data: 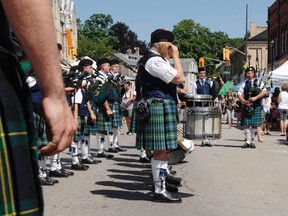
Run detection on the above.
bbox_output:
[109,22,147,54]
[173,19,243,76]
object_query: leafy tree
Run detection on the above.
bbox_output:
[173,19,243,76]
[109,22,147,54]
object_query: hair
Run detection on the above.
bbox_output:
[281,83,288,92]
[273,87,280,97]
[151,42,170,57]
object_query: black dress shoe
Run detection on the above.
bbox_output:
[250,143,256,149]
[152,182,179,193]
[139,156,150,163]
[40,177,54,186]
[166,174,181,186]
[107,147,118,153]
[152,191,182,203]
[97,151,114,158]
[169,170,177,175]
[242,142,250,148]
[46,177,59,184]
[115,146,127,152]
[82,157,101,164]
[61,169,74,176]
[71,163,89,171]
[49,169,69,178]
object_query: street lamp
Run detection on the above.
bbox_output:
[247,54,251,67]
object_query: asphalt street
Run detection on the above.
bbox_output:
[43,122,288,216]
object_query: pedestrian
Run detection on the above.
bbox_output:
[121,80,135,135]
[133,29,183,202]
[277,84,288,136]
[0,1,76,215]
[224,90,235,129]
[237,66,267,148]
[262,92,272,135]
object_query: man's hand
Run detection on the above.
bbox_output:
[40,96,77,156]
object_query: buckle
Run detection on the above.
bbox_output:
[151,99,164,104]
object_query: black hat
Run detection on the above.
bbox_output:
[78,59,93,67]
[110,59,120,66]
[97,58,110,67]
[245,66,256,73]
[150,29,174,45]
[198,67,206,73]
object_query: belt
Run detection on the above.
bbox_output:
[151,99,164,104]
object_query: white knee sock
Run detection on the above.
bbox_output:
[244,128,251,144]
[151,158,167,194]
[112,127,119,147]
[251,128,257,142]
[50,154,58,171]
[97,133,105,153]
[108,131,114,147]
[81,140,89,159]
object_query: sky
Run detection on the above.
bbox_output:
[73,0,275,42]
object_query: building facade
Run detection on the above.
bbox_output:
[268,0,288,70]
[230,22,268,83]
[51,0,77,61]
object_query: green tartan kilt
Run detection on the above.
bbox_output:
[75,116,97,141]
[110,101,122,127]
[133,98,178,151]
[0,66,42,215]
[130,101,137,133]
[33,112,48,147]
[96,101,122,132]
[242,106,263,126]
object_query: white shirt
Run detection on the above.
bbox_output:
[278,91,288,109]
[144,50,177,84]
[71,89,83,104]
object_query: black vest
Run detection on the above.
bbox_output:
[136,51,177,103]
[244,79,261,107]
[196,79,211,95]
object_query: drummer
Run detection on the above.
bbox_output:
[191,67,213,95]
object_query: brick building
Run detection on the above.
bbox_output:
[268,0,288,70]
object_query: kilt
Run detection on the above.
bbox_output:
[130,101,138,133]
[33,112,48,147]
[96,101,122,132]
[110,101,122,128]
[134,98,178,151]
[242,106,263,126]
[0,64,43,215]
[75,116,96,141]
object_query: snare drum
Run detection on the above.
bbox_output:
[183,94,221,140]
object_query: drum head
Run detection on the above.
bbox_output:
[183,93,212,101]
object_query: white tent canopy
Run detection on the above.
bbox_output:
[263,61,288,86]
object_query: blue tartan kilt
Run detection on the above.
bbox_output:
[242,106,263,126]
[134,98,178,151]
[110,101,122,128]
